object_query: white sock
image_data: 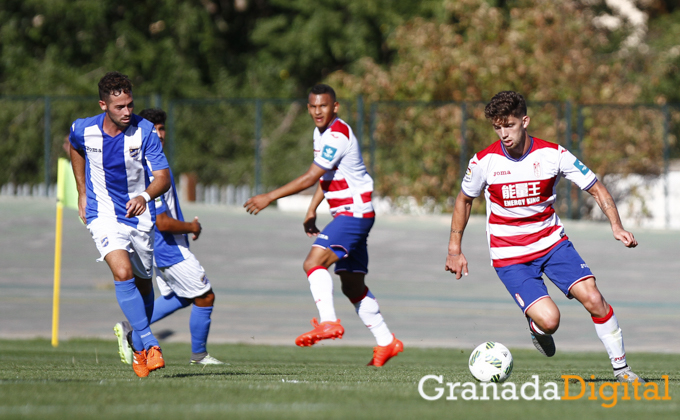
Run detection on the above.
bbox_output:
[529,319,548,335]
[593,306,627,370]
[307,267,337,323]
[352,288,393,346]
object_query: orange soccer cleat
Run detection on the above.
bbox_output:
[132,349,150,378]
[295,318,344,347]
[146,346,165,371]
[367,335,404,367]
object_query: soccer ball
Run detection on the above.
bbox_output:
[468,341,513,383]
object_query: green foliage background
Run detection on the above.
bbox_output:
[1,0,679,205]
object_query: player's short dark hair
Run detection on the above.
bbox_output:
[139,108,167,125]
[98,71,133,101]
[309,84,336,103]
[484,91,527,123]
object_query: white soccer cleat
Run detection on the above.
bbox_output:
[113,321,134,365]
[615,367,645,383]
[190,354,227,365]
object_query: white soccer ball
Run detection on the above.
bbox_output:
[468,341,513,383]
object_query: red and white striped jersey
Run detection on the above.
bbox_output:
[462,137,597,267]
[313,118,375,218]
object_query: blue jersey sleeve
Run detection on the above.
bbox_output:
[69,120,84,151]
[144,127,169,172]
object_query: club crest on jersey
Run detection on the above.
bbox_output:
[321,145,337,161]
[129,147,141,158]
[573,159,590,175]
[533,162,541,177]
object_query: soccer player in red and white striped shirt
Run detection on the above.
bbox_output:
[445,91,643,383]
[245,84,402,366]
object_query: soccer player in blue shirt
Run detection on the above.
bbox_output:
[114,108,224,366]
[69,72,171,378]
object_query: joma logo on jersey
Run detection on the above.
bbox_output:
[493,170,511,176]
[502,182,542,207]
[85,146,102,153]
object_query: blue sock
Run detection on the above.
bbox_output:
[150,293,191,324]
[131,330,144,352]
[142,288,155,322]
[190,305,213,354]
[115,278,158,350]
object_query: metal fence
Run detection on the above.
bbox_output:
[1,94,678,223]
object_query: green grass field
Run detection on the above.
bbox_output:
[0,339,677,419]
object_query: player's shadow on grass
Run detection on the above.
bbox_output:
[155,329,175,340]
[165,372,292,379]
[579,377,673,383]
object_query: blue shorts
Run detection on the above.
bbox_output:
[494,240,594,314]
[313,216,374,274]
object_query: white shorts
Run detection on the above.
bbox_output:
[155,252,212,299]
[87,218,155,279]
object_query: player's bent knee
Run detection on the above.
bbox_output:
[584,296,608,317]
[340,284,363,300]
[111,268,134,282]
[542,319,560,335]
[532,313,560,334]
[194,290,215,307]
[303,259,329,274]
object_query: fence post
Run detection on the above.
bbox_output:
[663,104,670,229]
[576,104,585,220]
[255,99,263,195]
[564,101,572,219]
[44,95,52,196]
[167,100,175,166]
[153,93,162,109]
[356,95,364,148]
[369,102,377,177]
[459,102,468,181]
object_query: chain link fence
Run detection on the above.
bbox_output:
[1,94,678,226]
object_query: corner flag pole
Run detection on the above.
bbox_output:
[52,157,78,347]
[52,200,63,347]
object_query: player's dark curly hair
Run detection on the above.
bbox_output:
[139,108,167,125]
[484,91,527,123]
[309,84,336,102]
[98,71,133,101]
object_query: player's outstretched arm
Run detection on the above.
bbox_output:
[586,180,638,248]
[244,163,326,215]
[126,168,171,218]
[445,191,475,279]
[70,145,87,224]
[156,212,202,240]
[303,183,325,237]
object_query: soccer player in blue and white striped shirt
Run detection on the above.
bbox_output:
[69,71,171,378]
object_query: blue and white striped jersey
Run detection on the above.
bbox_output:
[69,113,169,232]
[152,170,192,268]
